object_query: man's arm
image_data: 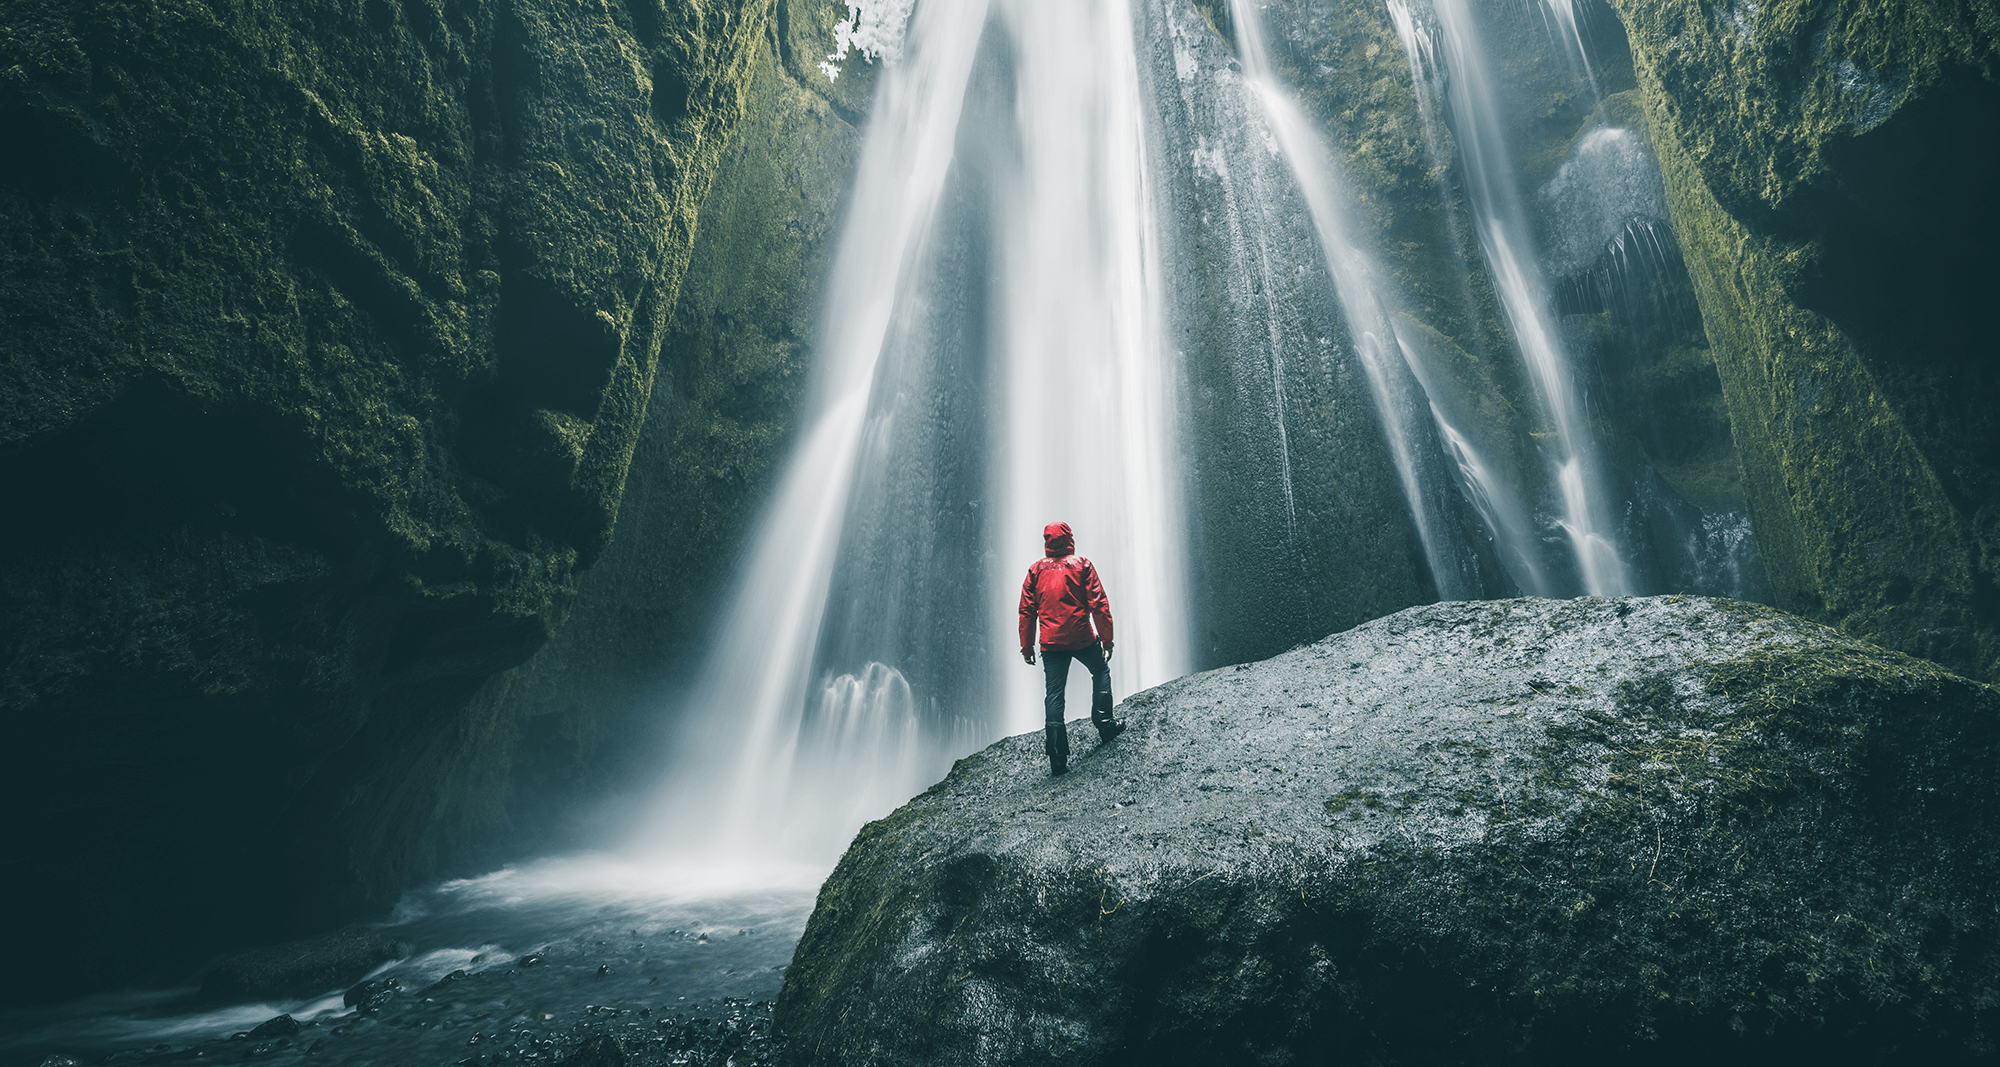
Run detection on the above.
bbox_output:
[1085,561,1114,654]
[1018,565,1040,664]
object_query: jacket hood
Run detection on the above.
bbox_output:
[1043,522,1075,558]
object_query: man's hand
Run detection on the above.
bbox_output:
[1103,641,1114,662]
[1022,647,1036,666]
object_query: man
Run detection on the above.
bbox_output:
[1018,521,1125,775]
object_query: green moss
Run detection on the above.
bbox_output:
[1188,0,1237,54]
[0,0,786,1002]
[1614,0,2000,678]
[1324,787,1385,816]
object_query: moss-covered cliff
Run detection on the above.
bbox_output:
[465,0,865,844]
[1613,0,2000,678]
[0,0,777,1003]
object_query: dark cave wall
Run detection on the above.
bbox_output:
[1613,0,2000,679]
[0,0,776,1003]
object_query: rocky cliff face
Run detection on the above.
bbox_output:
[1142,0,1448,667]
[1612,0,2000,680]
[463,0,867,847]
[0,0,777,1003]
[1253,0,1771,602]
[778,597,2000,1064]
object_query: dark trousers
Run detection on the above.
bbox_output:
[1042,641,1113,727]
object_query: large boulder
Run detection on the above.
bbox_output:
[777,596,2000,1064]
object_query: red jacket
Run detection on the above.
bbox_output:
[1019,522,1115,652]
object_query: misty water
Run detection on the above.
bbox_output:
[1,0,1770,1061]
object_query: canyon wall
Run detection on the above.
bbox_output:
[0,0,803,1002]
[1613,0,2000,679]
[3,0,1995,1010]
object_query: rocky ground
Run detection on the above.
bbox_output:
[20,595,1998,1066]
[26,991,778,1067]
[778,596,2000,1065]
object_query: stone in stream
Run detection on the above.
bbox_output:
[342,975,401,1013]
[243,1013,300,1039]
[776,597,2000,1064]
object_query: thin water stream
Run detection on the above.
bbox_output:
[1224,0,1492,603]
[1401,0,1637,595]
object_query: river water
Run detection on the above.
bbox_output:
[0,857,817,1066]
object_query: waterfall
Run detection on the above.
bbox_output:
[1392,0,1638,596]
[987,0,1191,736]
[637,0,1190,863]
[629,0,1756,867]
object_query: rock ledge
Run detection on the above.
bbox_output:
[778,596,2000,1065]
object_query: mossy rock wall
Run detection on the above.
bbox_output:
[1257,0,1533,491]
[465,0,866,841]
[1613,0,2000,678]
[0,0,776,1003]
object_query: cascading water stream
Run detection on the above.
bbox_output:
[1539,0,1604,100]
[1392,0,1637,596]
[991,0,1190,736]
[1223,0,1488,602]
[638,0,1191,864]
[1382,0,1554,596]
[634,0,996,862]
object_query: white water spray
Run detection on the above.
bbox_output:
[992,0,1190,735]
[636,0,995,862]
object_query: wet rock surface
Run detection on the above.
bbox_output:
[779,596,2000,1065]
[9,991,778,1067]
[195,928,404,1003]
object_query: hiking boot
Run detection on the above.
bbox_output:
[1045,724,1070,775]
[1092,708,1125,743]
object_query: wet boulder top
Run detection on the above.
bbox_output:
[777,596,2000,1066]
